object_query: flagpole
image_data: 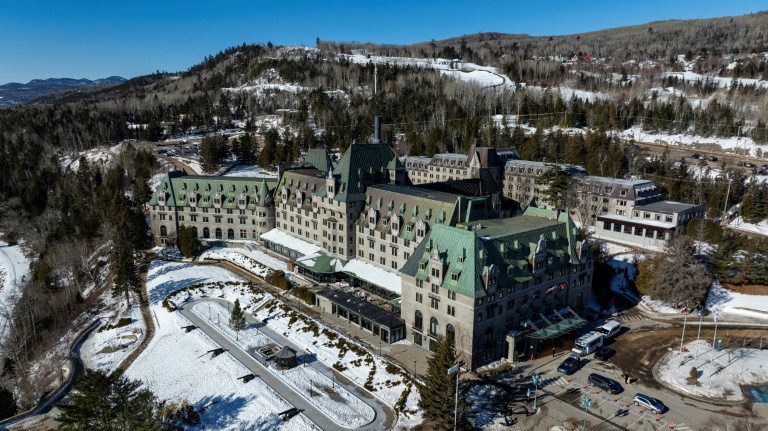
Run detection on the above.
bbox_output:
[708,311,720,378]
[694,309,703,360]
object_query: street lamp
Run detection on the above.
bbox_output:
[447,364,462,431]
[581,396,593,431]
[531,374,543,410]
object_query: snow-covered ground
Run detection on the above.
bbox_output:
[131,259,421,428]
[729,217,768,236]
[706,280,768,320]
[656,339,768,401]
[190,302,375,428]
[618,126,767,157]
[60,142,127,171]
[662,71,768,90]
[223,165,279,178]
[81,299,145,371]
[201,246,289,276]
[0,240,31,342]
[125,260,320,431]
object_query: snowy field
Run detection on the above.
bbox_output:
[125,260,318,430]
[0,240,30,342]
[81,299,145,371]
[656,339,768,401]
[190,302,375,428]
[60,142,126,171]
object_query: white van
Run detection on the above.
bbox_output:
[597,321,621,339]
[572,331,604,356]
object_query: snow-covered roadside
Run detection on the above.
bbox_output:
[655,339,768,402]
[706,280,768,320]
[125,260,318,430]
[0,240,31,342]
[729,218,768,237]
[191,301,374,428]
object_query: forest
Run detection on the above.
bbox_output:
[3,22,768,415]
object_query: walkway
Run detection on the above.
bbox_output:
[178,298,394,431]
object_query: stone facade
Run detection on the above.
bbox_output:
[399,207,594,370]
[148,171,277,246]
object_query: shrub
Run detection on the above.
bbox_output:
[292,285,316,305]
[177,225,199,258]
[98,318,133,332]
[268,270,290,290]
[687,366,700,385]
[332,361,348,372]
[394,384,412,414]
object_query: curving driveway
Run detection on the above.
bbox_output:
[178,298,395,431]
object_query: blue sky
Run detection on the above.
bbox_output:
[0,1,763,83]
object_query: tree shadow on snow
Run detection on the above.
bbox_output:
[148,277,207,305]
[195,394,250,429]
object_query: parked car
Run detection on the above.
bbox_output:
[736,161,745,166]
[761,164,768,170]
[594,346,615,360]
[633,393,667,414]
[707,155,718,161]
[557,355,579,375]
[746,162,756,168]
[691,153,700,159]
[588,373,622,394]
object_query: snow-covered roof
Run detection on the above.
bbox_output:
[342,259,402,295]
[260,229,322,257]
[597,214,676,229]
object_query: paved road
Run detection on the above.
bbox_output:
[178,298,394,431]
[0,319,101,431]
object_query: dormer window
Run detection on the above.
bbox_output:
[451,273,459,282]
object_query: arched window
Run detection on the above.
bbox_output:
[227,229,235,240]
[215,228,222,240]
[160,225,167,237]
[203,227,210,238]
[192,227,198,238]
[429,317,438,336]
[414,310,423,331]
[484,327,494,349]
[446,324,455,344]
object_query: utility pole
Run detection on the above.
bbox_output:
[723,177,733,221]
[374,64,377,95]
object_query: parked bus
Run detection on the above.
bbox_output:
[572,331,604,356]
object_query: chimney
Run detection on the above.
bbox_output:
[374,116,381,144]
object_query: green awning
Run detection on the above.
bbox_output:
[526,308,587,340]
[295,251,347,274]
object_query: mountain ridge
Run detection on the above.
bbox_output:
[0,76,126,108]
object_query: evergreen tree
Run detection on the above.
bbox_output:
[177,225,199,258]
[57,369,171,431]
[232,133,256,164]
[418,336,473,431]
[535,165,572,209]
[0,386,17,420]
[258,128,280,168]
[230,299,246,334]
[110,212,139,307]
[200,134,229,172]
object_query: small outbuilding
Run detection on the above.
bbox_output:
[275,346,298,369]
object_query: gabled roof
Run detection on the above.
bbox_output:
[400,207,591,299]
[148,171,278,208]
[303,148,333,172]
[332,143,397,202]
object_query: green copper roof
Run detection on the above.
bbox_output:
[400,207,591,299]
[148,171,278,209]
[332,143,397,202]
[304,148,333,172]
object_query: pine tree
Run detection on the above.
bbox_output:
[230,299,246,334]
[418,336,473,430]
[535,165,572,209]
[57,369,172,431]
[110,212,139,307]
[0,386,17,420]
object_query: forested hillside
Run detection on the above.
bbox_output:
[3,12,768,415]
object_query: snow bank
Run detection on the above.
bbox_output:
[200,246,288,278]
[706,281,768,320]
[656,339,768,401]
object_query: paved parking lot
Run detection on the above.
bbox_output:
[526,357,698,431]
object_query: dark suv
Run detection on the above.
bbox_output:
[557,355,579,375]
[588,373,622,394]
[633,393,667,414]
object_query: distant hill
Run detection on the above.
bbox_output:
[337,11,768,66]
[0,76,126,108]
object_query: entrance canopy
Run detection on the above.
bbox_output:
[524,307,587,340]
